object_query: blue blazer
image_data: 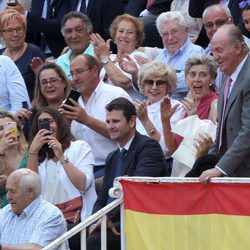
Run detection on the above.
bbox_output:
[92,132,167,221]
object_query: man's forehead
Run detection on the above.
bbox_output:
[204,9,228,21]
[65,17,84,26]
[6,175,20,189]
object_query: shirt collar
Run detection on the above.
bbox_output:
[230,55,248,83]
[12,196,42,218]
[118,134,135,151]
[164,37,190,57]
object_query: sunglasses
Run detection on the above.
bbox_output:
[239,0,250,9]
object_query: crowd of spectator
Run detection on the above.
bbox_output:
[0,0,250,249]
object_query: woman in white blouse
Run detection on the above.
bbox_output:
[27,107,96,221]
[135,61,184,164]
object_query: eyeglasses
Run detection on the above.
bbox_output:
[144,79,167,88]
[69,67,93,78]
[239,0,250,8]
[1,27,24,35]
[187,72,210,80]
[204,17,230,30]
[40,78,62,86]
[63,26,86,36]
[160,28,183,37]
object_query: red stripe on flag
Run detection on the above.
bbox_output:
[120,180,250,216]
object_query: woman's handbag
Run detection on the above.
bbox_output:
[56,196,82,223]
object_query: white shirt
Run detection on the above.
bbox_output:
[39,140,96,221]
[71,80,132,166]
[136,98,184,158]
[0,55,30,114]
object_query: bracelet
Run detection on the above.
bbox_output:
[149,127,156,136]
[60,156,69,166]
[100,56,110,66]
[29,152,38,155]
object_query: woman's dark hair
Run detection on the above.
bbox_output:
[29,107,75,162]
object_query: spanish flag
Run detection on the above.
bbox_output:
[120,179,250,250]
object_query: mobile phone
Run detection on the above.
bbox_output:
[4,122,18,138]
[64,89,81,107]
[6,0,16,6]
[22,101,29,110]
[38,118,50,131]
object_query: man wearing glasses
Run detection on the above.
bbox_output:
[189,0,249,48]
[154,11,204,100]
[59,54,131,180]
[202,5,250,91]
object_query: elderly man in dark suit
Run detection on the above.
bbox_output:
[87,97,167,250]
[199,24,250,183]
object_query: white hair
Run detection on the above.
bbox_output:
[9,169,41,197]
[156,11,187,33]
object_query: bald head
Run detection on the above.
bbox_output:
[203,4,233,40]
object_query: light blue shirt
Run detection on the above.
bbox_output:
[155,38,204,100]
[0,55,30,114]
[0,196,67,248]
[0,0,5,11]
[56,43,95,79]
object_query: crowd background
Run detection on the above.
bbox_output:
[0,0,250,249]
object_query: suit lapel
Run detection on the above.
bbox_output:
[120,133,139,175]
[86,0,96,14]
[70,0,79,10]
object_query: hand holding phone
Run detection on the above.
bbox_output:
[63,89,81,110]
[38,118,51,131]
[4,122,18,140]
[6,0,16,6]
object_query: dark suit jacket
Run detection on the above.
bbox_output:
[189,0,250,48]
[125,0,172,16]
[71,0,123,41]
[92,132,167,221]
[209,55,250,177]
[26,0,71,57]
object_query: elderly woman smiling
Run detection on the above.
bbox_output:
[135,61,184,166]
[91,14,147,100]
[0,9,46,101]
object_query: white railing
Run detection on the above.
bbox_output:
[43,177,250,250]
[42,179,124,250]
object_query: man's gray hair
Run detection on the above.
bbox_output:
[156,11,187,33]
[61,11,93,35]
[10,169,41,197]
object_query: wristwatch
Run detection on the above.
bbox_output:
[101,56,110,65]
[60,156,69,166]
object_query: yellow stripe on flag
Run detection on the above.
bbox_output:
[125,210,250,250]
